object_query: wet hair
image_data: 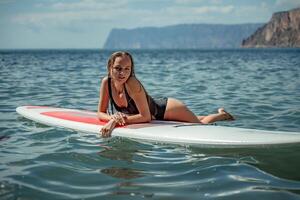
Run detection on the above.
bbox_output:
[107,51,135,78]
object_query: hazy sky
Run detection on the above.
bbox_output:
[1,0,299,49]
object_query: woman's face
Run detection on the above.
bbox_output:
[110,55,132,84]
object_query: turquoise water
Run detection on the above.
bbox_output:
[1,49,300,199]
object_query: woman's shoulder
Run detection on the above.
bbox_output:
[126,77,142,93]
[100,76,109,91]
[101,76,109,84]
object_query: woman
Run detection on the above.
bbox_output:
[97,51,234,137]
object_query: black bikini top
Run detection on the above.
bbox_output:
[107,77,139,115]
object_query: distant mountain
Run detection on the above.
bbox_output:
[242,8,300,48]
[103,23,262,49]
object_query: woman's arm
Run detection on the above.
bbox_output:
[97,76,112,122]
[123,77,152,124]
[97,76,122,137]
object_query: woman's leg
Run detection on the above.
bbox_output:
[163,98,234,124]
[163,98,200,123]
[200,108,234,124]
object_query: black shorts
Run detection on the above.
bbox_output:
[150,97,168,120]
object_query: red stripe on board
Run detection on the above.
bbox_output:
[41,111,124,127]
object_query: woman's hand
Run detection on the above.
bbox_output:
[100,113,127,138]
[111,112,127,126]
[100,119,117,138]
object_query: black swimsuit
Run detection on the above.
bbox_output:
[108,77,168,120]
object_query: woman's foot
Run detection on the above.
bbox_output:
[218,108,235,121]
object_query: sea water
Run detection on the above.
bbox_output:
[0,49,300,199]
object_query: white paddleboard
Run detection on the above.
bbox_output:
[16,106,300,147]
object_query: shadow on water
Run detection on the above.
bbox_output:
[97,139,158,198]
[97,138,143,163]
[98,138,155,180]
[101,167,144,179]
[0,135,10,141]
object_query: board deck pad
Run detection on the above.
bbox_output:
[16,106,300,147]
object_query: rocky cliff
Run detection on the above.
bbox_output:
[103,24,262,49]
[242,8,300,48]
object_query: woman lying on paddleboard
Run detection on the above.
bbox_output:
[97,51,234,137]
